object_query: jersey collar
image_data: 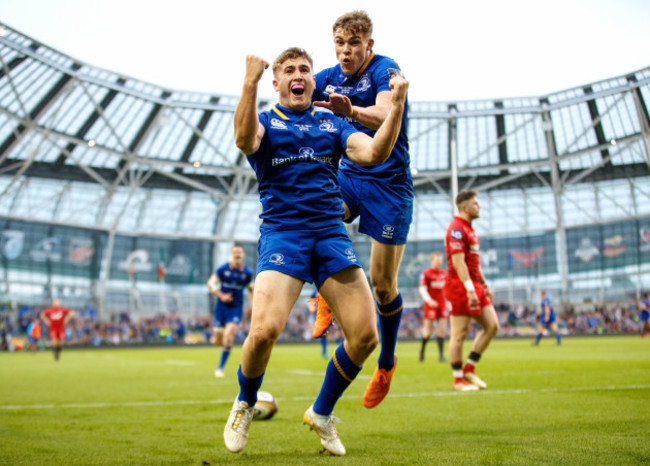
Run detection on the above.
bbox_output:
[272,104,316,120]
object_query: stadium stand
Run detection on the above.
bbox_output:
[0,23,649,347]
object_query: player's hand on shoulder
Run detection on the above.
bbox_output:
[245,55,269,83]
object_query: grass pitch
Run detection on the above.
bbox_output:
[1,336,649,465]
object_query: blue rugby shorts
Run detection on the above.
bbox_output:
[339,171,413,245]
[257,223,361,286]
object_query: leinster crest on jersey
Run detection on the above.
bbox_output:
[355,76,371,93]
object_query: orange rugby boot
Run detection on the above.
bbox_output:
[362,357,397,408]
[311,294,333,339]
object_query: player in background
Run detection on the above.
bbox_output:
[207,243,254,378]
[26,317,41,353]
[444,189,499,391]
[223,48,408,456]
[40,299,73,361]
[311,10,413,409]
[307,290,329,359]
[534,290,561,345]
[418,251,449,362]
[639,292,650,338]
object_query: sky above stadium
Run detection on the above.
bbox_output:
[2,0,649,102]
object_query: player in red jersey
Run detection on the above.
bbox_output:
[41,299,74,361]
[444,190,499,391]
[418,251,449,362]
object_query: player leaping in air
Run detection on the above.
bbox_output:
[310,10,413,409]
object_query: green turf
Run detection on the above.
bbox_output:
[1,336,649,465]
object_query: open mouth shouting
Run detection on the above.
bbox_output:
[291,83,305,96]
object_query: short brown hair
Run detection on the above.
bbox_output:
[332,10,373,36]
[272,47,313,77]
[455,189,477,208]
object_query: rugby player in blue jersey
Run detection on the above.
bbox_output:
[207,243,254,378]
[534,290,562,345]
[310,10,413,408]
[223,47,408,456]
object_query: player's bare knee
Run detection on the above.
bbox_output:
[371,282,396,305]
[350,328,378,357]
[247,326,279,351]
[485,320,499,338]
[452,329,468,343]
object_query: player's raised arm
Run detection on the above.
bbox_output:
[345,74,408,166]
[234,55,269,155]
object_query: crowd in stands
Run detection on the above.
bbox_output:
[0,298,646,350]
[0,305,210,350]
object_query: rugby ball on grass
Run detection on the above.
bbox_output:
[253,391,278,420]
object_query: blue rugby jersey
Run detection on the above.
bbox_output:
[541,296,555,320]
[313,52,410,182]
[215,262,253,309]
[247,104,357,230]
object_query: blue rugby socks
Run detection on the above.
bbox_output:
[313,344,362,416]
[237,365,264,407]
[219,345,231,369]
[377,293,403,370]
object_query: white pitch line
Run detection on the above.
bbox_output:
[164,360,196,366]
[2,384,649,411]
[286,369,370,380]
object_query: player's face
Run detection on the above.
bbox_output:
[231,246,245,263]
[273,57,315,111]
[431,254,442,269]
[333,28,374,76]
[463,196,480,220]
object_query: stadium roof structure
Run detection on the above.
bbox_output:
[1,23,649,243]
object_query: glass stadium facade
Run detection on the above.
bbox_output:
[1,23,649,317]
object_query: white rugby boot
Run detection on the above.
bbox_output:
[303,405,346,456]
[453,378,480,391]
[464,370,487,389]
[224,398,254,453]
